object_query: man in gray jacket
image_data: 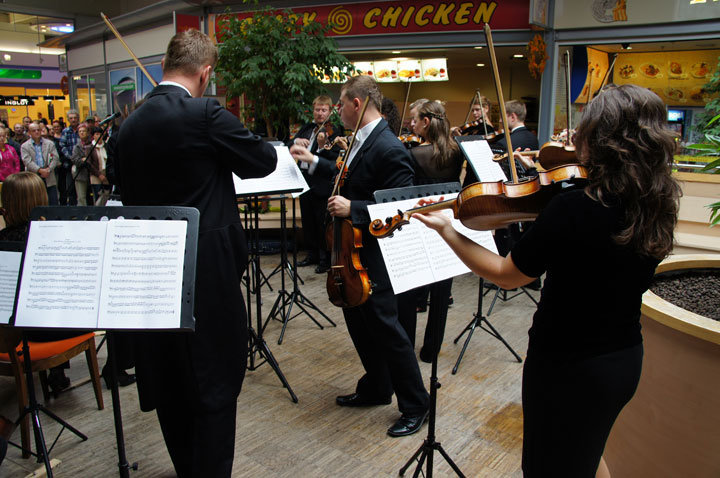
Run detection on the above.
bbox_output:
[21,122,60,204]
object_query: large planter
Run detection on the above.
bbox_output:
[604,254,720,478]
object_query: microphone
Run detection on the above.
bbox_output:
[98,112,121,126]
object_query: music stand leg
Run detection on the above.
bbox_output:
[452,279,523,375]
[106,333,138,478]
[399,286,465,478]
[246,195,298,403]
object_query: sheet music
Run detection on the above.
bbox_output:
[0,251,21,324]
[459,139,507,182]
[233,145,308,198]
[98,220,186,329]
[15,221,108,328]
[368,194,498,294]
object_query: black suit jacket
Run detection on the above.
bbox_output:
[116,84,277,411]
[495,125,539,152]
[289,121,342,197]
[315,119,413,292]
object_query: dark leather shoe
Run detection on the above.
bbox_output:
[336,393,391,407]
[315,262,330,274]
[102,368,137,389]
[297,256,318,267]
[387,410,429,437]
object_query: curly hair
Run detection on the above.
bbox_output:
[381,98,401,135]
[575,84,681,260]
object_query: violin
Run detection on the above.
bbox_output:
[398,133,421,148]
[324,134,352,151]
[369,163,587,238]
[456,120,497,140]
[492,140,577,170]
[325,98,372,308]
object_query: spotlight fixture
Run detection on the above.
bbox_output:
[513,54,524,58]
[476,63,485,67]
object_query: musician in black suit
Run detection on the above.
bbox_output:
[116,29,277,477]
[290,75,430,437]
[288,95,342,273]
[493,100,542,289]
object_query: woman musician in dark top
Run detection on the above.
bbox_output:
[411,84,681,477]
[397,100,464,362]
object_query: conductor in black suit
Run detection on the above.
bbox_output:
[116,29,277,477]
[290,75,430,437]
[288,95,342,273]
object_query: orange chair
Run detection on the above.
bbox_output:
[0,328,103,458]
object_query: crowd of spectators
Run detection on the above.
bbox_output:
[0,109,114,206]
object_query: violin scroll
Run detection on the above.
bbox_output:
[369,210,409,239]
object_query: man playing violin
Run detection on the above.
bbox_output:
[452,95,495,137]
[290,75,430,438]
[288,95,343,273]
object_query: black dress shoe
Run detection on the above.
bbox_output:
[387,410,429,437]
[102,368,137,389]
[297,256,318,267]
[47,369,71,397]
[336,393,391,407]
[315,262,330,274]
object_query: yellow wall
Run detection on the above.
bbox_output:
[0,87,73,128]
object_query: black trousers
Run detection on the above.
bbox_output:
[343,288,429,415]
[299,191,329,262]
[521,343,643,477]
[156,399,237,478]
[397,278,453,357]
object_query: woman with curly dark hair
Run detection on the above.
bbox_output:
[381,97,401,135]
[412,84,681,478]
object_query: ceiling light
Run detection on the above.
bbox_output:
[476,63,485,67]
[3,54,11,62]
[513,54,524,58]
[474,46,483,49]
[391,51,401,54]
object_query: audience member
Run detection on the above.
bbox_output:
[20,123,60,205]
[70,123,92,205]
[0,128,20,182]
[88,127,110,206]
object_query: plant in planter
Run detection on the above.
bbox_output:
[214,3,354,141]
[687,113,720,226]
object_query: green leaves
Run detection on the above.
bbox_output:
[215,6,353,138]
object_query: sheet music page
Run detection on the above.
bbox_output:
[15,221,108,328]
[459,140,508,182]
[98,220,187,329]
[0,251,21,324]
[233,145,308,198]
[367,194,497,294]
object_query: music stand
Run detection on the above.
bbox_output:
[263,194,335,344]
[451,278,523,375]
[13,206,199,478]
[374,183,465,478]
[238,192,298,403]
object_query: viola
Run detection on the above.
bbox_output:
[325,98,372,308]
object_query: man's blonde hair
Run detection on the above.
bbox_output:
[313,95,333,107]
[341,75,382,111]
[505,100,527,122]
[163,29,218,76]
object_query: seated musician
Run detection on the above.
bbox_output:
[412,84,681,478]
[288,95,343,273]
[452,95,495,136]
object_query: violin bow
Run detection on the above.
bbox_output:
[564,50,572,145]
[398,80,413,136]
[586,65,595,104]
[330,95,370,197]
[484,24,519,184]
[592,53,618,101]
[101,12,158,87]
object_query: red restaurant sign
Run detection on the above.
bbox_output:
[213,1,530,38]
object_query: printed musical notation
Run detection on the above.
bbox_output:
[14,220,187,329]
[0,251,21,324]
[368,194,497,294]
[233,145,308,198]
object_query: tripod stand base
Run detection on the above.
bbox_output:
[247,327,298,403]
[400,438,466,478]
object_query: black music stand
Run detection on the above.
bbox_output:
[374,183,465,478]
[12,206,199,478]
[263,194,335,344]
[451,278,523,375]
[484,282,538,317]
[238,191,298,403]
